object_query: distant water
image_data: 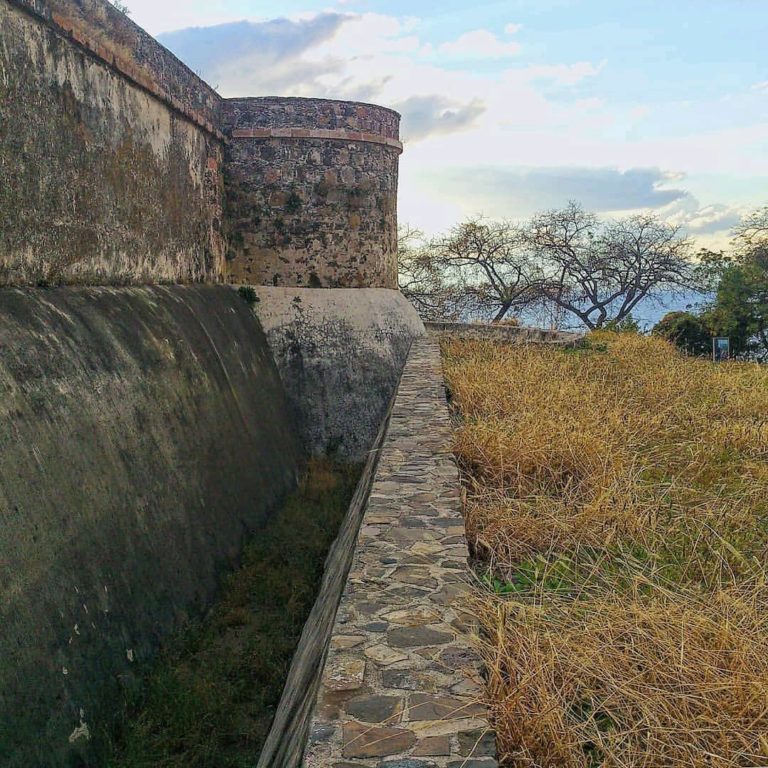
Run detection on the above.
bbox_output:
[623,290,711,331]
[512,290,711,332]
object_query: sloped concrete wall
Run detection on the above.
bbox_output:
[252,287,425,461]
[0,286,301,767]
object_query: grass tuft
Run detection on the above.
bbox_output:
[443,333,768,767]
[107,458,360,768]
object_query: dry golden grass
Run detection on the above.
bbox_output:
[443,333,768,767]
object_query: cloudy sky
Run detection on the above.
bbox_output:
[127,0,766,248]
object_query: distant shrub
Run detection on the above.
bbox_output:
[653,311,710,356]
[604,314,641,334]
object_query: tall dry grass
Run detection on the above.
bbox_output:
[443,333,768,767]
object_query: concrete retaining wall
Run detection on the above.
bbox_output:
[253,287,425,461]
[0,285,302,767]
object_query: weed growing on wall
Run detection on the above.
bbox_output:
[237,285,259,306]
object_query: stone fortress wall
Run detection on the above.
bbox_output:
[0,0,227,286]
[0,0,401,291]
[222,98,402,288]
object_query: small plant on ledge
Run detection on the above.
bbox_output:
[237,286,259,306]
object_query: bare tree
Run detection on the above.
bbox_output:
[526,202,694,330]
[733,206,768,254]
[435,218,538,323]
[398,226,473,320]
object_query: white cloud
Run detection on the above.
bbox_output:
[659,197,744,236]
[511,60,606,86]
[439,29,521,59]
[752,81,768,92]
[504,23,523,35]
[396,95,486,142]
[149,7,762,243]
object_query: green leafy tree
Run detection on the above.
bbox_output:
[653,311,711,356]
[701,208,768,360]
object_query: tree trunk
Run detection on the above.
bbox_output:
[492,302,512,323]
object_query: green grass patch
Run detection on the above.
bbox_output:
[106,458,361,768]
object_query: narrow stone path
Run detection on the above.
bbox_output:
[304,335,497,767]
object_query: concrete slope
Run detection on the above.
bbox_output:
[0,285,301,766]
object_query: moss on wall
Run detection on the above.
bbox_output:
[0,286,302,767]
[0,1,226,286]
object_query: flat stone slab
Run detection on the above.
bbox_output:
[303,336,497,767]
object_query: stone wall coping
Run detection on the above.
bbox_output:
[8,0,227,141]
[425,320,585,346]
[226,96,402,120]
[230,127,404,153]
[9,1,405,149]
[302,335,497,767]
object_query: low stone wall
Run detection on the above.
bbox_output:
[257,375,397,768]
[426,321,583,346]
[252,287,425,461]
[301,335,497,767]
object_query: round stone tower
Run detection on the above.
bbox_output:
[222,97,402,289]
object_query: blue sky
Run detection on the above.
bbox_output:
[125,0,767,247]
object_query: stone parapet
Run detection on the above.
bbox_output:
[223,96,400,140]
[8,0,224,138]
[426,321,584,346]
[302,335,497,767]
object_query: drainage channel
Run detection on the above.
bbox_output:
[104,458,362,768]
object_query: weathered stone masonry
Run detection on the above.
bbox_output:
[303,335,497,767]
[0,0,227,286]
[223,98,402,289]
[1,0,404,291]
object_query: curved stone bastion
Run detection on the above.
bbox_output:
[223,97,402,289]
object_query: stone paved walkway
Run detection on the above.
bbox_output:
[303,335,497,768]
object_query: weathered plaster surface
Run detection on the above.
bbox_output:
[223,98,401,289]
[252,287,425,460]
[0,286,301,767]
[302,335,497,767]
[0,0,226,286]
